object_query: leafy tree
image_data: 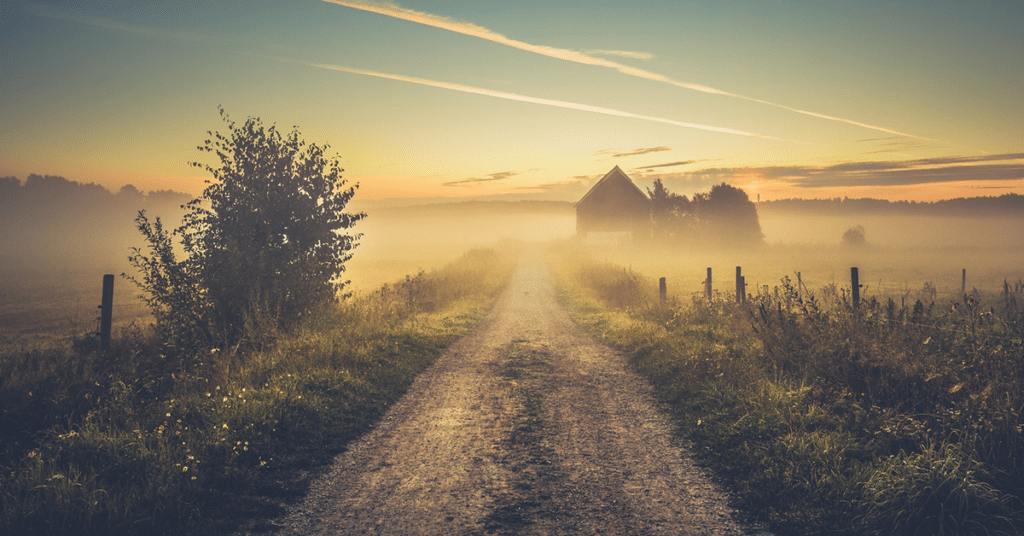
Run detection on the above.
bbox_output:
[128,109,365,349]
[698,182,763,244]
[647,180,763,245]
[647,178,693,239]
[843,225,867,246]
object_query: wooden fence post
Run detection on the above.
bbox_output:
[659,277,667,302]
[705,267,712,301]
[736,266,744,304]
[99,274,114,351]
[851,267,860,309]
[797,271,802,300]
[962,268,966,295]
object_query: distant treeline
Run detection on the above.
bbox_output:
[1,175,192,270]
[760,193,1024,217]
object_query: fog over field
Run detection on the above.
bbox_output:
[3,174,1024,339]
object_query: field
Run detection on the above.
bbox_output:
[0,244,516,535]
[3,199,1024,534]
[551,235,1024,535]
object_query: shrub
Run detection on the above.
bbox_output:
[127,108,365,351]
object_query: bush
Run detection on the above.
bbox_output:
[127,108,365,351]
[843,225,866,246]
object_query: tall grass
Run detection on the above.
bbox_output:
[0,246,514,535]
[550,243,1024,535]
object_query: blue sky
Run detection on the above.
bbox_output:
[1,0,1022,201]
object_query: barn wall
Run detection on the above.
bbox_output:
[576,178,651,238]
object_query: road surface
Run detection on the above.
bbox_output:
[261,252,770,535]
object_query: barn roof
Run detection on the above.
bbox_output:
[575,166,649,208]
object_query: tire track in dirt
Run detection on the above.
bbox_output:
[259,251,770,535]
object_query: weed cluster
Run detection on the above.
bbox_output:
[0,247,514,535]
[552,247,1024,535]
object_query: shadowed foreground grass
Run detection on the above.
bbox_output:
[0,247,515,536]
[550,243,1024,536]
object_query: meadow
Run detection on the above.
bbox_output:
[4,195,1023,534]
[0,246,515,535]
[551,239,1024,535]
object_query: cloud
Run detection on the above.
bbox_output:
[443,169,527,187]
[634,160,699,170]
[323,0,931,139]
[585,49,654,60]
[857,136,936,156]
[605,146,672,158]
[664,153,1024,189]
[311,63,793,141]
[25,5,221,45]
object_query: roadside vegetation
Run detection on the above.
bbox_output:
[0,246,513,535]
[551,243,1024,535]
[0,109,515,535]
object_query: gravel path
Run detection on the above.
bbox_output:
[261,252,771,535]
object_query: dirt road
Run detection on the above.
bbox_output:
[265,253,770,535]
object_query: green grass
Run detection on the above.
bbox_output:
[549,243,1024,536]
[0,246,515,535]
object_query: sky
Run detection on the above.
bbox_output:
[1,0,1022,203]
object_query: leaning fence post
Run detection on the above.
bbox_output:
[659,277,667,302]
[851,267,861,309]
[99,274,114,351]
[705,267,712,301]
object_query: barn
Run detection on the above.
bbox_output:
[575,166,651,239]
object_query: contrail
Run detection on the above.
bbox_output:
[310,63,798,141]
[324,0,931,140]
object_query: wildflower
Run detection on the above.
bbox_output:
[182,466,188,472]
[222,423,228,429]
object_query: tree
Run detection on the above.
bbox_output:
[128,108,365,349]
[843,225,866,246]
[647,180,763,245]
[697,183,763,244]
[647,178,693,239]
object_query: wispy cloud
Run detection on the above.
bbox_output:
[440,170,536,186]
[664,153,1024,189]
[311,63,794,141]
[604,146,672,158]
[635,160,700,170]
[323,0,930,140]
[857,135,935,156]
[585,49,654,60]
[26,4,218,44]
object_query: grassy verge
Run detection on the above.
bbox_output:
[549,243,1024,535]
[0,246,515,535]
